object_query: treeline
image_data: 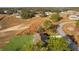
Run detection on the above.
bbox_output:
[0,7,79,19]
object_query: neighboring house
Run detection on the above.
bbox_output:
[15,14,21,18]
[68,15,79,20]
[0,10,8,14]
[35,14,42,17]
[4,10,8,14]
[45,11,53,16]
[66,10,76,15]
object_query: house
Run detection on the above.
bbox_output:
[66,10,76,15]
[35,14,42,17]
[45,11,53,16]
[0,10,8,14]
[4,10,8,14]
[15,13,21,18]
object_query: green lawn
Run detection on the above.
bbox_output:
[2,35,34,51]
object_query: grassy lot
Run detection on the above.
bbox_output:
[2,35,34,51]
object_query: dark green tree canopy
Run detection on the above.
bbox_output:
[21,8,35,19]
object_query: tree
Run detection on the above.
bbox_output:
[48,37,72,51]
[21,8,35,19]
[52,9,61,13]
[50,13,61,22]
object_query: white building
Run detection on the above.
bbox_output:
[15,13,21,18]
[35,14,42,17]
[4,10,8,14]
[45,11,53,16]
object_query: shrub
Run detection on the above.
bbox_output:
[50,14,61,22]
[43,20,52,30]
[48,36,72,51]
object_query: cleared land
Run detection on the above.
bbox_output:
[0,15,46,48]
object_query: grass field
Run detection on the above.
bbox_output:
[2,35,34,51]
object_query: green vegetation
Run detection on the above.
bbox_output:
[21,9,35,19]
[76,20,79,27]
[43,20,52,30]
[0,8,17,14]
[2,34,72,51]
[50,13,61,22]
[3,35,34,51]
[43,20,57,33]
[48,36,72,51]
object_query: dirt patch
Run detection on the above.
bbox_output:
[0,16,27,30]
[63,23,76,35]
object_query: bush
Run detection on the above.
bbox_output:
[48,37,72,51]
[43,20,52,30]
[50,14,61,22]
[43,20,57,33]
[3,35,34,51]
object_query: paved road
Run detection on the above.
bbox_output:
[57,22,78,51]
